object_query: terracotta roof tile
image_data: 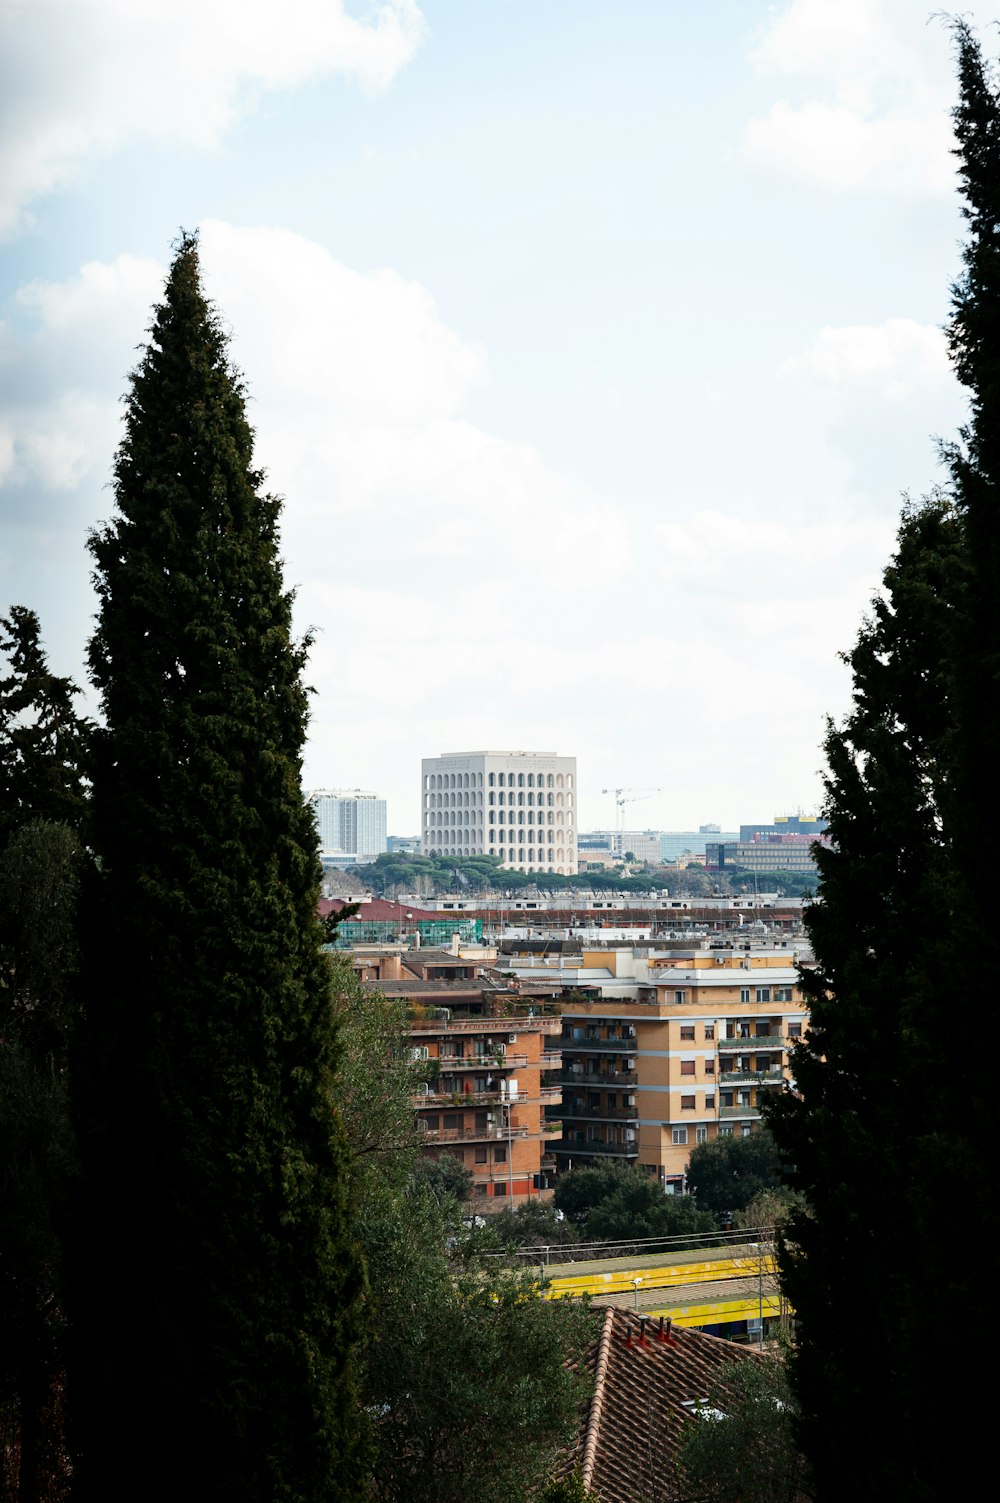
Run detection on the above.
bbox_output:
[559,1308,760,1503]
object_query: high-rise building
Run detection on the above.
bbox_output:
[422,750,578,875]
[307,789,387,859]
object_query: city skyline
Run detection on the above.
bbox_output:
[0,2,979,834]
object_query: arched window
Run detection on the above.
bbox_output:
[527,774,534,787]
[547,774,554,788]
[489,772,495,786]
[518,774,524,788]
[518,793,525,806]
[498,772,506,786]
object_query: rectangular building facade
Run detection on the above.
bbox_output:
[553,947,808,1186]
[422,750,578,875]
[307,788,387,858]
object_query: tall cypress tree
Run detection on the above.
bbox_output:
[69,234,365,1501]
[766,24,1000,1502]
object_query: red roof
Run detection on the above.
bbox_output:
[319,897,449,923]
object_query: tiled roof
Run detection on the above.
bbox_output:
[558,1307,759,1503]
[319,897,445,922]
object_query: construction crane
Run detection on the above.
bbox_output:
[602,786,663,852]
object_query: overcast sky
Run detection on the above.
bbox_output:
[0,0,982,835]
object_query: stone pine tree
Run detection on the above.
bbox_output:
[69,233,365,1502]
[765,24,1000,1503]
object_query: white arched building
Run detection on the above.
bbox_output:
[421,749,578,876]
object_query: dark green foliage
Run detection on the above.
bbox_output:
[679,1357,808,1503]
[363,1197,594,1503]
[685,1128,782,1221]
[0,610,87,1502]
[584,1181,716,1244]
[553,1163,715,1244]
[68,234,364,1501]
[478,1200,579,1251]
[411,1151,473,1204]
[0,608,89,842]
[553,1163,633,1226]
[762,25,1000,1502]
[0,822,82,1503]
[536,1475,600,1503]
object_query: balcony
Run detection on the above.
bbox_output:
[542,1050,563,1070]
[410,1016,540,1036]
[718,1034,784,1052]
[720,1104,761,1119]
[554,1138,639,1158]
[560,1103,639,1122]
[560,1036,637,1053]
[420,1124,531,1145]
[539,1087,563,1104]
[719,1069,785,1085]
[431,1053,529,1071]
[564,1067,638,1088]
[415,1089,529,1108]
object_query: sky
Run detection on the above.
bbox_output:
[0,0,984,836]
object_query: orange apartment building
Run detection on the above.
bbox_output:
[553,945,808,1187]
[349,944,563,1208]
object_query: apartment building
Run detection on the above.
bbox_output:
[351,945,564,1208]
[421,749,578,875]
[533,945,808,1186]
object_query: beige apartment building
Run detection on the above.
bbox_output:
[551,946,808,1186]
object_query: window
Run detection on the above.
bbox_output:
[704,1025,715,1040]
[494,1146,507,1163]
[788,1022,802,1039]
[680,1060,696,1076]
[719,1125,733,1137]
[443,1112,461,1128]
[776,986,793,1001]
[705,1093,715,1108]
[474,1146,487,1163]
[680,1025,695,1040]
[672,1126,688,1145]
[740,987,750,1003]
[493,1181,507,1196]
[755,987,771,1002]
[741,1125,752,1138]
[475,1182,488,1196]
[674,989,687,1004]
[696,1125,708,1143]
[606,1092,617,1108]
[681,1094,695,1109]
[704,1059,715,1074]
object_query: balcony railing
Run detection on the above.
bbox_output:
[718,1034,784,1052]
[720,1104,761,1119]
[419,1124,531,1144]
[415,1089,528,1108]
[429,1053,529,1071]
[719,1069,785,1085]
[410,1016,544,1035]
[560,1037,637,1052]
[564,1068,638,1087]
[539,1087,563,1104]
[560,1104,639,1122]
[554,1139,639,1157]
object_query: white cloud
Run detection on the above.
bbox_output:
[0,223,919,830]
[783,318,952,402]
[742,0,955,192]
[0,0,426,236]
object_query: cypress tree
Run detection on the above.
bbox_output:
[69,233,365,1501]
[766,24,1000,1501]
